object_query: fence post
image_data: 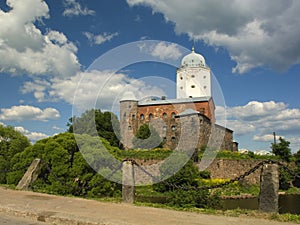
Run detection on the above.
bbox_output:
[122,160,135,203]
[259,163,279,213]
[16,158,43,190]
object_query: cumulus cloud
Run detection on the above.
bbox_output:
[14,126,48,142]
[138,41,183,60]
[21,70,166,112]
[150,42,182,60]
[0,105,60,121]
[83,32,119,45]
[220,100,300,151]
[0,0,80,77]
[63,0,95,17]
[127,0,300,73]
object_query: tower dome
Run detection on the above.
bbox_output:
[181,47,206,67]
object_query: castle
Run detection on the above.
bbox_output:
[120,48,238,151]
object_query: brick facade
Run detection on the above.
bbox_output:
[120,97,236,151]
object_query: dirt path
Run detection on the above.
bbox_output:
[0,187,297,225]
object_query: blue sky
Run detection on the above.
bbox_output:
[0,0,299,152]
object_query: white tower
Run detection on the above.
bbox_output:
[176,47,211,99]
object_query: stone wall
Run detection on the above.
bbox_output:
[198,159,263,185]
[132,159,263,185]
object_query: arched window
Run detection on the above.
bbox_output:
[171,125,176,131]
[149,113,153,120]
[140,114,144,120]
[171,137,176,142]
[163,112,167,119]
[132,114,135,120]
[163,126,167,131]
[128,126,132,130]
[171,112,176,118]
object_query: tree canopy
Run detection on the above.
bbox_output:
[132,124,163,149]
[67,109,120,147]
[0,125,31,183]
[271,137,292,162]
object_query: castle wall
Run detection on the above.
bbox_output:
[120,99,234,151]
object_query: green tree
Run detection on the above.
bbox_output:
[271,137,292,162]
[0,125,31,183]
[132,124,163,149]
[8,133,121,197]
[67,109,120,147]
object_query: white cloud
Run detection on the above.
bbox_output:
[0,0,80,77]
[22,70,166,112]
[14,126,48,142]
[127,0,300,73]
[63,0,95,17]
[253,134,283,142]
[221,100,300,151]
[83,32,119,45]
[0,105,60,121]
[138,41,183,61]
[150,42,182,60]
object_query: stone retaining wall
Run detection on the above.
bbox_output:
[133,159,262,185]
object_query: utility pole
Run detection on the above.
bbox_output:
[273,132,276,145]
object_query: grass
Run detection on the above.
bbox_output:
[134,201,300,224]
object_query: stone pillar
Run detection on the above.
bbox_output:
[16,158,43,190]
[122,160,135,203]
[259,164,279,213]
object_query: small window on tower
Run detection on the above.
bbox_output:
[203,76,206,79]
[171,112,176,118]
[128,126,132,130]
[180,77,183,80]
[171,125,176,131]
[191,75,195,78]
[171,137,176,142]
[180,86,183,90]
[204,85,207,89]
[191,85,195,88]
[132,114,135,120]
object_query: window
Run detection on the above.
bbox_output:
[199,108,205,114]
[140,114,144,120]
[163,112,167,119]
[203,85,207,89]
[123,112,126,117]
[129,105,131,108]
[128,126,132,130]
[171,125,176,131]
[171,112,176,118]
[171,137,176,142]
[191,75,195,78]
[189,96,193,98]
[163,137,167,142]
[163,126,167,131]
[132,114,135,120]
[180,86,183,90]
[191,85,195,88]
[149,113,153,120]
[180,76,183,80]
[203,76,206,79]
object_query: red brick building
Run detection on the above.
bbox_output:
[120,48,237,151]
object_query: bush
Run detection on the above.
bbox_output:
[153,160,221,209]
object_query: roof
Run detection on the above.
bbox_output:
[181,47,206,68]
[138,96,211,106]
[176,108,200,117]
